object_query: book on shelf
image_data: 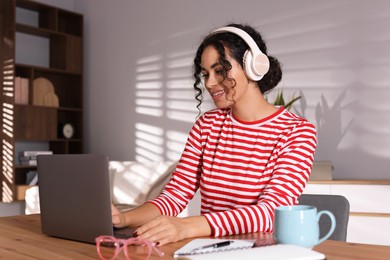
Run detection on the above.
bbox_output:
[14,77,29,105]
[19,151,53,157]
[20,155,38,161]
[14,77,21,104]
[20,159,37,166]
[19,156,38,166]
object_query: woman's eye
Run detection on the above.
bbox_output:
[215,69,223,75]
[201,74,209,79]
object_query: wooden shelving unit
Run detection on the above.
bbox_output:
[0,0,83,202]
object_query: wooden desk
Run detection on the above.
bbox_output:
[1,214,389,259]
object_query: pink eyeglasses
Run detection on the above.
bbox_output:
[95,235,164,260]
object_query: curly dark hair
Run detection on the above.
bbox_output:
[193,23,283,114]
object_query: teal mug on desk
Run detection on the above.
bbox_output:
[273,205,336,248]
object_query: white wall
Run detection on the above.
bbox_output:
[67,0,390,180]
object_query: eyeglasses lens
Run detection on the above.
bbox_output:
[98,238,120,260]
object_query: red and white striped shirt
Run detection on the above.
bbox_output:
[150,107,317,236]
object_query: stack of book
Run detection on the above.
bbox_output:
[19,151,53,166]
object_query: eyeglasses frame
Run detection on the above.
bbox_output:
[95,235,164,260]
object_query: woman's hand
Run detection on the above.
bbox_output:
[134,215,211,246]
[111,204,126,228]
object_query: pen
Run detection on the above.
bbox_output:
[191,240,234,251]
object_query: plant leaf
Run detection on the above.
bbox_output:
[284,96,301,110]
[268,89,302,111]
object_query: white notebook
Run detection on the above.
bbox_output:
[174,239,325,260]
[174,239,255,257]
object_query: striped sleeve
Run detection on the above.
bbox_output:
[149,114,207,215]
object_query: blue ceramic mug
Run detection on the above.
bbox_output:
[273,205,336,248]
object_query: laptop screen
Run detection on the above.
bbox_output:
[37,154,116,243]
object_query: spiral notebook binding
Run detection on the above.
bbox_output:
[174,239,255,256]
[176,244,254,256]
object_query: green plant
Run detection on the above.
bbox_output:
[269,89,301,111]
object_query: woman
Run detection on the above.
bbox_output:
[112,23,317,246]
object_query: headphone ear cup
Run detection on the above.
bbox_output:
[243,50,263,81]
[253,52,270,76]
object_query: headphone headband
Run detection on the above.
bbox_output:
[212,27,261,55]
[210,26,270,81]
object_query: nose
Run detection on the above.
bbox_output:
[204,73,218,90]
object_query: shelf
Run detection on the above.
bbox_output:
[16,63,82,76]
[15,165,37,169]
[14,33,82,73]
[14,103,82,112]
[16,23,67,38]
[1,0,83,203]
[16,0,83,37]
[14,65,83,109]
[14,138,83,142]
[58,107,82,112]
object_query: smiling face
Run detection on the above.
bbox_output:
[200,45,250,109]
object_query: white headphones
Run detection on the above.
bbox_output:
[211,26,270,81]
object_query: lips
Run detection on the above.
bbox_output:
[210,90,225,100]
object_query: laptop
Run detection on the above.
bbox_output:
[37,154,135,244]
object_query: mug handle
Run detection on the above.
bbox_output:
[316,210,336,245]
